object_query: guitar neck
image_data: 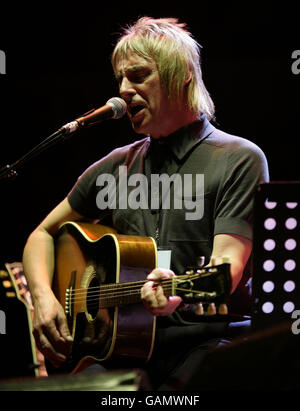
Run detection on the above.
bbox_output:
[96,266,229,309]
[68,265,230,312]
[98,278,174,308]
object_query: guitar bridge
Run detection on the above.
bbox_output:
[65,270,76,317]
[65,288,71,315]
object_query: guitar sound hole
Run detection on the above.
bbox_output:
[86,277,100,320]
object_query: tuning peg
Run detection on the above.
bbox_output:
[195,303,204,315]
[209,256,230,267]
[185,269,195,275]
[0,270,9,279]
[218,303,228,315]
[2,280,12,288]
[6,291,16,298]
[196,256,205,268]
[210,257,216,266]
[207,302,216,315]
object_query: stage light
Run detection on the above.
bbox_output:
[262,301,274,314]
[264,200,277,209]
[286,202,298,209]
[263,259,275,272]
[262,280,275,293]
[264,218,276,230]
[283,280,295,292]
[283,301,295,313]
[285,217,297,230]
[284,259,296,271]
[263,239,276,251]
[285,238,297,250]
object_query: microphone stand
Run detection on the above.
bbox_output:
[0,97,126,182]
[0,126,74,182]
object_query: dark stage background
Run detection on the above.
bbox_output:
[0,1,299,265]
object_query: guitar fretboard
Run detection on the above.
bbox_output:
[98,279,174,308]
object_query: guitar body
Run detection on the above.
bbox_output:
[53,222,157,374]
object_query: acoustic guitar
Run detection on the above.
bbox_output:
[52,221,232,374]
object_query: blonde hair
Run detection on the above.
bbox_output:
[111,17,215,120]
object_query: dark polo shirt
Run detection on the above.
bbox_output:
[68,116,269,280]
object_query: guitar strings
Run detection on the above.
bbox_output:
[67,281,172,305]
[67,271,215,295]
[68,288,197,310]
[66,273,202,298]
[68,284,214,311]
[65,273,213,306]
[66,271,214,297]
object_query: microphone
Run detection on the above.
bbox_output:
[60,97,127,134]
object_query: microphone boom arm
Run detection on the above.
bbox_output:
[0,97,127,182]
[0,128,67,181]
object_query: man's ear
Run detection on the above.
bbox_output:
[184,66,193,86]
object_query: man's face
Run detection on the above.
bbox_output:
[114,53,180,139]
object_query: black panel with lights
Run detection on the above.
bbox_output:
[252,182,300,331]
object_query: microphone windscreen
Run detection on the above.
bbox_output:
[106,97,127,119]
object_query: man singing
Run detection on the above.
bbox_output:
[23,17,269,389]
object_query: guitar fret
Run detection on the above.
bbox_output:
[99,282,142,308]
[98,280,174,308]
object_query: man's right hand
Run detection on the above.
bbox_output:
[32,289,73,368]
[22,198,85,368]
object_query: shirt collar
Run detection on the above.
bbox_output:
[144,115,214,161]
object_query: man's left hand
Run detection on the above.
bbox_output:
[141,268,182,316]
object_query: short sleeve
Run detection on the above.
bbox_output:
[67,138,149,220]
[214,139,269,240]
[67,159,108,218]
[67,146,122,219]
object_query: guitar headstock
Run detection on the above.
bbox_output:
[2,263,32,308]
[175,262,232,307]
